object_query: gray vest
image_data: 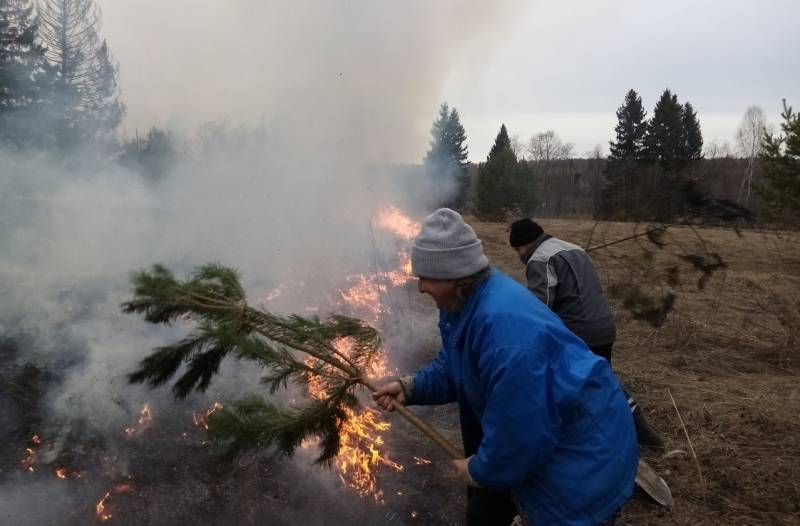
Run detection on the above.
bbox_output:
[525,235,616,347]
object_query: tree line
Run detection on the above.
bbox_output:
[0,0,181,179]
[0,0,123,148]
[424,90,799,227]
[599,88,702,221]
[2,3,796,225]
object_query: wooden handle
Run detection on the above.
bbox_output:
[363,378,463,460]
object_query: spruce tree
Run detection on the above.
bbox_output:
[487,123,511,161]
[608,89,647,162]
[599,89,647,219]
[475,124,519,219]
[682,102,703,161]
[38,0,125,145]
[424,102,469,208]
[0,0,53,146]
[758,99,800,225]
[643,89,687,170]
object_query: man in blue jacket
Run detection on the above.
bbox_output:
[374,208,637,526]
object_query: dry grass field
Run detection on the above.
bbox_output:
[471,218,800,525]
[3,218,797,525]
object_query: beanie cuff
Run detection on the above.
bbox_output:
[411,240,489,280]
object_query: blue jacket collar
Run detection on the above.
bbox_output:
[439,268,494,347]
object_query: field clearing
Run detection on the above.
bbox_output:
[471,218,800,525]
[2,218,798,525]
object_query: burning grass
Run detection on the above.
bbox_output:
[2,216,797,525]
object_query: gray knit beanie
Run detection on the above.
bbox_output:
[411,208,489,280]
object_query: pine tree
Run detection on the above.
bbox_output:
[758,99,800,225]
[475,124,520,219]
[608,89,647,162]
[682,102,703,161]
[640,90,710,220]
[38,0,124,145]
[0,0,53,146]
[424,102,469,208]
[598,90,648,219]
[423,103,468,169]
[487,123,511,161]
[643,89,687,170]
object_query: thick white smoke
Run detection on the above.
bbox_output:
[104,0,516,162]
[0,3,516,522]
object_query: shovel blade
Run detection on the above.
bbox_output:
[635,459,673,507]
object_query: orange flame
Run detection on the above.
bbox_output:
[413,456,432,465]
[328,208,420,502]
[124,403,153,438]
[339,274,386,324]
[55,468,67,479]
[336,405,404,502]
[96,492,112,521]
[374,206,420,240]
[303,338,403,502]
[371,205,418,288]
[273,205,418,501]
[383,252,414,287]
[193,402,224,431]
[21,447,36,472]
[94,481,134,522]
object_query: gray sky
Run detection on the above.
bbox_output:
[99,0,799,162]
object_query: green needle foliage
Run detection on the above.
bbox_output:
[122,263,382,464]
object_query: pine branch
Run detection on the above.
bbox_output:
[123,263,462,464]
[207,390,357,465]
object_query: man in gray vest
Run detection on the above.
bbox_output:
[509,218,662,449]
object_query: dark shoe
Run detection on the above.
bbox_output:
[633,406,665,451]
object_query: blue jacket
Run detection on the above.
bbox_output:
[407,269,637,526]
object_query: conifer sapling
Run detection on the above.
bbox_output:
[122,263,461,464]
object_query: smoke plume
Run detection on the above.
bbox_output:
[0,2,516,523]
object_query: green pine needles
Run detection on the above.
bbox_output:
[122,263,385,464]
